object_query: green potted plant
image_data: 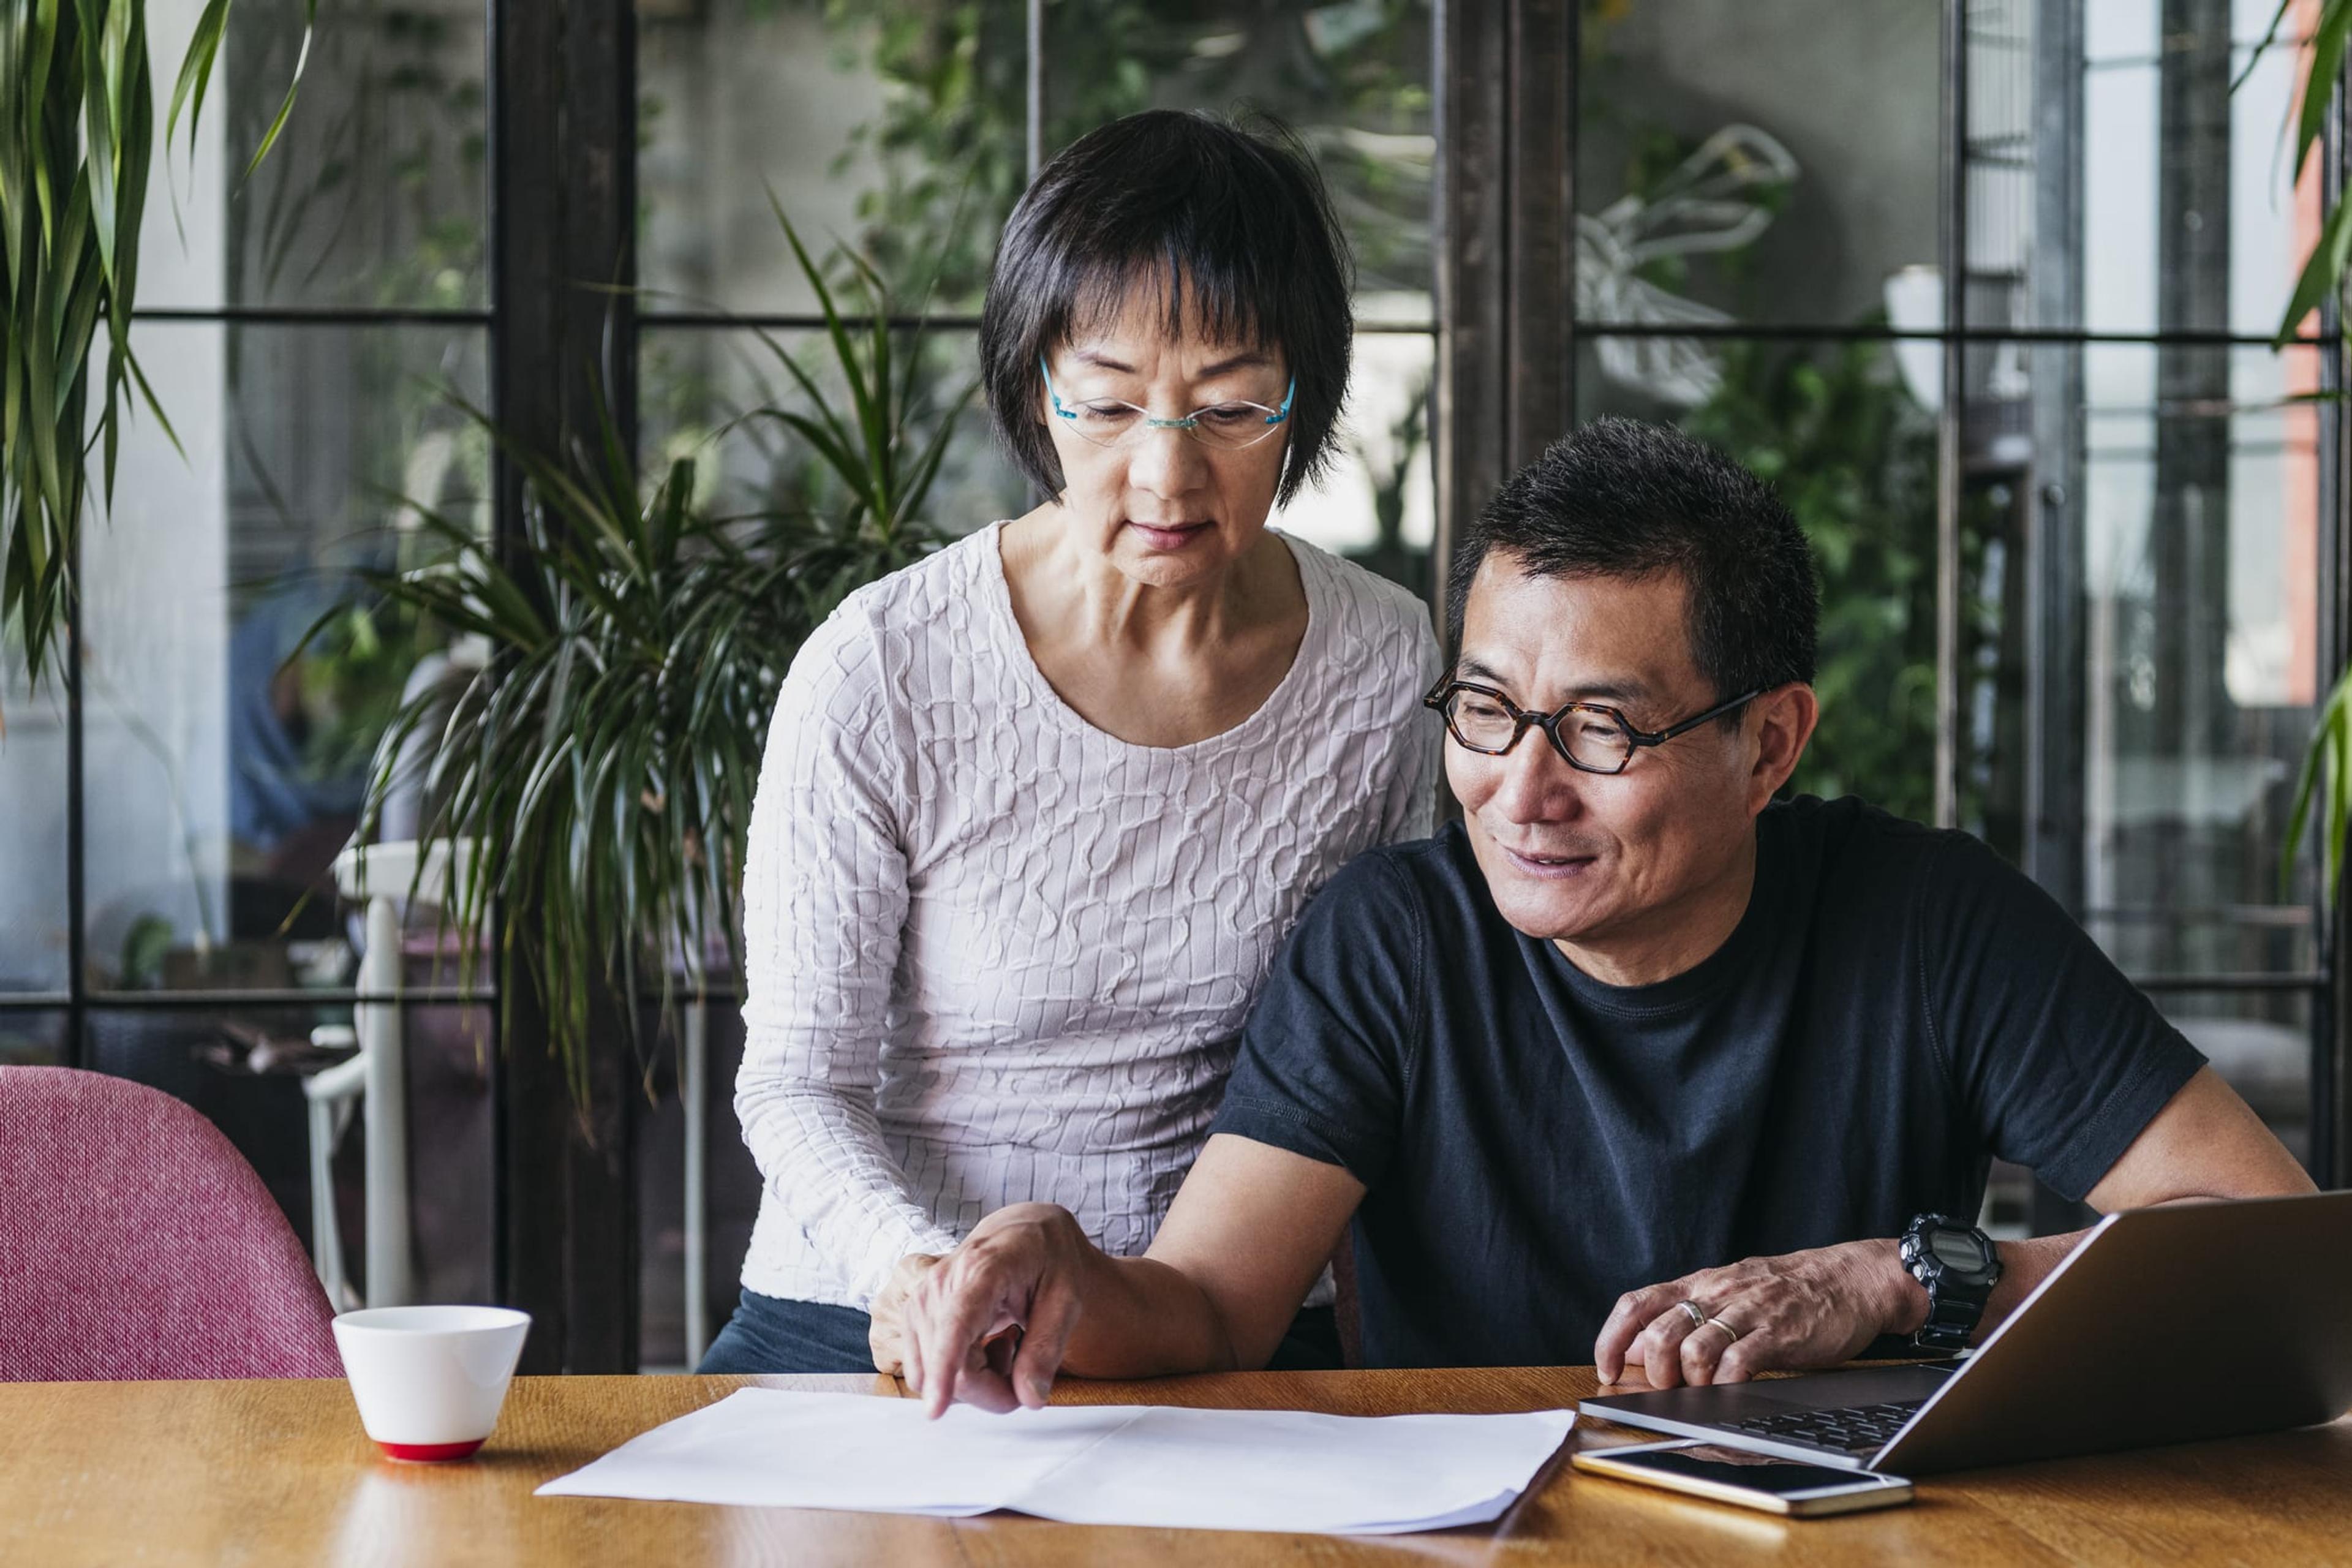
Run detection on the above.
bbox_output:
[337,216,973,1098]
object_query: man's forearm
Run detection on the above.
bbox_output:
[1876,1182,2315,1347]
[1057,1252,1243,1379]
[1977,1232,2086,1338]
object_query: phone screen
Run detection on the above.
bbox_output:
[1599,1444,1885,1496]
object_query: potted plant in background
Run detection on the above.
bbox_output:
[336,214,974,1104]
[303,213,974,1346]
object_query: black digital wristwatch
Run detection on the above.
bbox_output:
[1899,1213,2002,1354]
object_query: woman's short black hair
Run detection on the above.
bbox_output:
[978,108,1354,507]
[1446,418,1820,713]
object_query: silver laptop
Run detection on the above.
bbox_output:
[1578,1191,2352,1476]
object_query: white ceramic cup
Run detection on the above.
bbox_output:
[333,1305,532,1461]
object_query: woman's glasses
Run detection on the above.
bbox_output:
[1041,357,1294,452]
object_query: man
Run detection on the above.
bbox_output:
[876,417,2315,1415]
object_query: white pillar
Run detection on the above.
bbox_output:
[684,997,710,1368]
[361,895,411,1306]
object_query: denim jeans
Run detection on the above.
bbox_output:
[698,1292,878,1374]
[699,1289,1345,1375]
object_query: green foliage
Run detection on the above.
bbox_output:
[339,223,970,1099]
[1,0,309,701]
[235,0,485,308]
[119,911,174,989]
[2242,0,2352,344]
[1681,338,1944,823]
[821,0,1069,302]
[2241,0,2352,892]
[2283,673,2352,899]
[813,0,1431,304]
[293,594,443,780]
[732,203,976,564]
[1579,54,1954,824]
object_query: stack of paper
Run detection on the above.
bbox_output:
[538,1389,1577,1535]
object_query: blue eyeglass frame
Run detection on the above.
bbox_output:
[1039,355,1296,440]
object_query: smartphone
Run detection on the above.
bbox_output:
[1570,1439,1915,1517]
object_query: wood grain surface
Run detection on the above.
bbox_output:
[2,1366,2347,1566]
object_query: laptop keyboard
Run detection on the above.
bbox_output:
[1720,1400,1926,1455]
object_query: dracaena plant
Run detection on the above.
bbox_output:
[340,220,974,1102]
[1,0,311,701]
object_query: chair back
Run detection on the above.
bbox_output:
[0,1066,340,1381]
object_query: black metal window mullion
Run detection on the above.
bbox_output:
[2129,977,2332,994]
[1573,323,2332,347]
[636,315,1444,334]
[2319,49,2352,1189]
[61,557,83,1065]
[124,308,492,325]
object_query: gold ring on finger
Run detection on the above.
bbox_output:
[1704,1316,1743,1343]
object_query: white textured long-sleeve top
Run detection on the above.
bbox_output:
[733,521,1441,1308]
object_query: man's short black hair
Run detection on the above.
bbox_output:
[1446,418,1820,711]
[979,108,1353,507]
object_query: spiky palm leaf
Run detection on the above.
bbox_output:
[1,0,311,706]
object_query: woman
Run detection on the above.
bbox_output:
[701,109,1439,1373]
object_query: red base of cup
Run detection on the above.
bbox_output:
[377,1438,486,1463]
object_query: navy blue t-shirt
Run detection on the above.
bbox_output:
[1208,796,2206,1369]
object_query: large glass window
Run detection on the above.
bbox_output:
[1578,0,2336,1209]
[0,643,67,1001]
[1054,2,1438,586]
[629,0,1437,1364]
[1577,0,1942,334]
[0,0,495,1293]
[4,0,2339,1363]
[636,1,1436,579]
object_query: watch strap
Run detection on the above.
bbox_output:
[1902,1215,2000,1354]
[1914,1285,1986,1352]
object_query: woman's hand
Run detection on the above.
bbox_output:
[899,1202,1099,1417]
[869,1253,944,1376]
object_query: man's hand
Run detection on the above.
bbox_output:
[1592,1070,2315,1392]
[868,1253,944,1376]
[899,1202,1098,1417]
[1593,1240,1921,1390]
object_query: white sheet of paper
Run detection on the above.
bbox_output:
[537,1389,1577,1536]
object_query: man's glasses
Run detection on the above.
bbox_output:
[1423,677,1766,775]
[1041,356,1295,451]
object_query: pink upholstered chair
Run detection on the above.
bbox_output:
[0,1066,341,1381]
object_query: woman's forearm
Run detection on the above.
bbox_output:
[734,1051,960,1302]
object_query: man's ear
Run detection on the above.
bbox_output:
[1747,684,1820,809]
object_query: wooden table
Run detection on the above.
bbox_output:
[4,1367,2348,1566]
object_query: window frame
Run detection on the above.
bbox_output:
[8,0,2346,1367]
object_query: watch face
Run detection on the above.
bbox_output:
[1928,1229,1989,1270]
